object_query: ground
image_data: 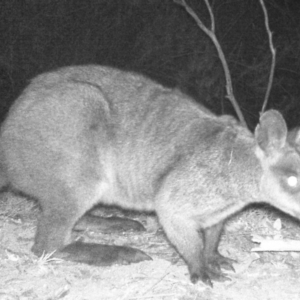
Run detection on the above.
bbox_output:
[1,193,300,300]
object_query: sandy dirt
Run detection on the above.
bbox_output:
[1,193,300,300]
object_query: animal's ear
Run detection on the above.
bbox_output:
[294,129,300,148]
[254,110,287,154]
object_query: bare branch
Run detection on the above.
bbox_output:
[252,235,300,252]
[259,0,276,113]
[204,0,215,32]
[174,0,247,127]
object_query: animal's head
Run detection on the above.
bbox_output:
[255,110,300,218]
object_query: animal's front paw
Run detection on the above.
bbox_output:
[207,252,236,272]
[190,266,231,287]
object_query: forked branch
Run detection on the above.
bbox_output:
[174,0,247,127]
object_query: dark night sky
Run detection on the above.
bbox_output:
[0,0,300,128]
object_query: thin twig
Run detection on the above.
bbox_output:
[259,0,276,113]
[204,0,215,32]
[174,0,247,127]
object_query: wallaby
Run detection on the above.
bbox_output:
[1,65,300,286]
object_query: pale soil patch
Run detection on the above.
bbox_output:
[1,193,300,300]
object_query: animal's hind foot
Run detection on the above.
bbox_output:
[56,241,152,265]
[74,215,145,233]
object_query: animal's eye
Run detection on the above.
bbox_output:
[273,163,300,192]
[282,173,300,193]
[287,175,298,188]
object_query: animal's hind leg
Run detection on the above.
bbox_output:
[33,208,78,256]
[32,181,97,256]
[31,179,152,265]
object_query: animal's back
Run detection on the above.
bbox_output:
[1,65,219,211]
